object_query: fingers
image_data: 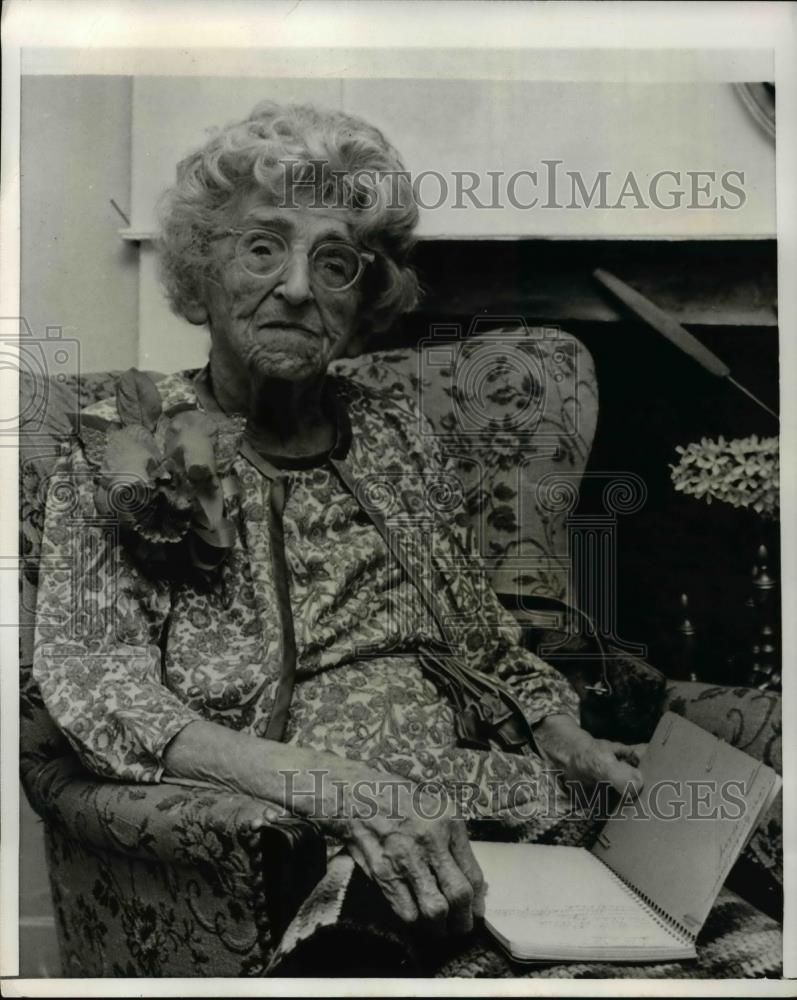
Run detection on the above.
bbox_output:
[348,835,420,925]
[392,822,481,936]
[612,742,647,767]
[596,749,643,796]
[611,760,644,796]
[429,854,476,934]
[388,836,452,937]
[348,819,480,937]
[568,740,643,796]
[448,819,487,919]
[424,828,481,935]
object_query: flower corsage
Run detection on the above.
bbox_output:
[80,369,245,580]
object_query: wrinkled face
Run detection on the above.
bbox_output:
[199,189,366,384]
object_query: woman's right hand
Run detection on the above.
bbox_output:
[163,722,485,936]
[340,782,487,937]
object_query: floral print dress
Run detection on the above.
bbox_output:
[33,370,581,830]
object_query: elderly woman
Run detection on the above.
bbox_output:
[33,101,643,941]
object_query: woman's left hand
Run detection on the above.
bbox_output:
[533,713,646,796]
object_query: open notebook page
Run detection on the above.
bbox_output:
[592,713,780,937]
[471,843,693,961]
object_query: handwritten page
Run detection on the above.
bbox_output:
[471,843,688,961]
[593,712,780,933]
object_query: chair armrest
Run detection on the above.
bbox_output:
[663,680,781,773]
[22,754,327,936]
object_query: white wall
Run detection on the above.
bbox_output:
[127,76,776,372]
[131,78,776,239]
[21,76,139,373]
[20,73,777,376]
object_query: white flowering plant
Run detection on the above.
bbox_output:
[670,434,779,520]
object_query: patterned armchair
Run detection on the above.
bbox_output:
[19,323,782,976]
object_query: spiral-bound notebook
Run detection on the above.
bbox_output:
[472,712,781,962]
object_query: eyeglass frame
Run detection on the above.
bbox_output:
[208,226,375,292]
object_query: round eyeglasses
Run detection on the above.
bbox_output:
[213,228,374,292]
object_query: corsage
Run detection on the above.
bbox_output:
[79,368,245,580]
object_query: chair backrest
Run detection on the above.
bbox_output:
[19,324,597,767]
[333,323,597,600]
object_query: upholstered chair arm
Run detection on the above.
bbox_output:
[663,681,781,771]
[21,753,327,937]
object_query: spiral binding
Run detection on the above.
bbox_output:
[597,857,696,946]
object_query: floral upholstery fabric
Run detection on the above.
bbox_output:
[18,331,781,977]
[21,669,322,977]
[333,324,599,601]
[31,366,580,808]
[30,763,285,976]
[45,826,265,977]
